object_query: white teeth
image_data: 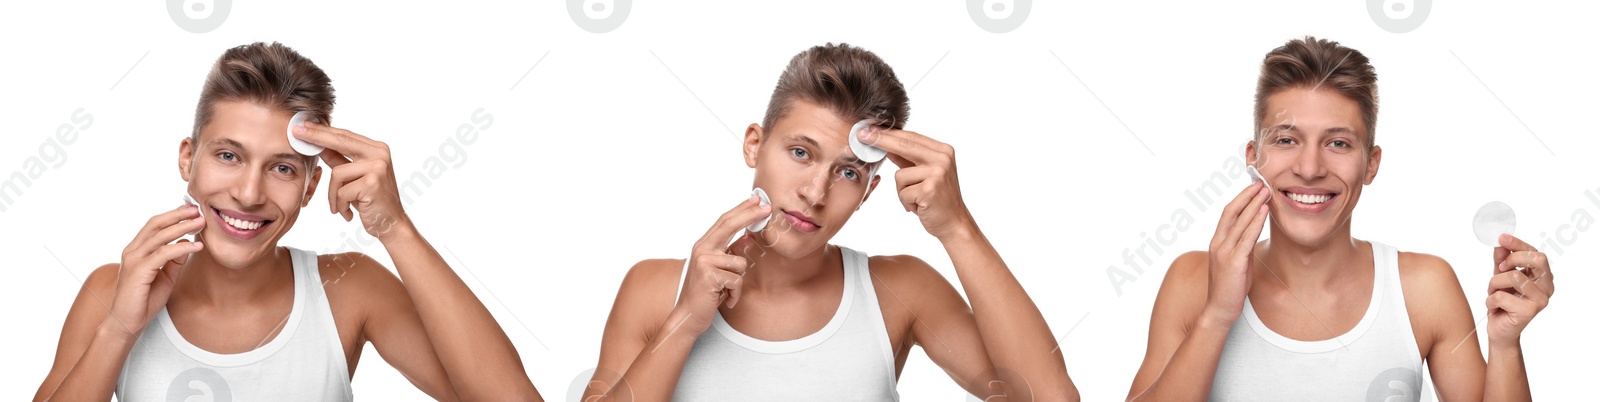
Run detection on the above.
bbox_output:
[1286,192,1332,204]
[221,214,263,230]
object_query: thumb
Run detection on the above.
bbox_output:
[165,240,201,280]
[1493,246,1510,272]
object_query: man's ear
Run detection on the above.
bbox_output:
[301,165,322,208]
[1363,145,1382,185]
[856,173,882,211]
[179,137,196,182]
[1244,140,1259,167]
[743,123,764,168]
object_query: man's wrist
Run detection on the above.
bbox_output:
[95,319,139,347]
[375,215,420,244]
[1488,337,1524,358]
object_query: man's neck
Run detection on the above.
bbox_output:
[173,244,295,308]
[1259,224,1367,288]
[732,235,840,293]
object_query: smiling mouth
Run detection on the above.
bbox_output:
[1283,191,1335,205]
[214,208,272,232]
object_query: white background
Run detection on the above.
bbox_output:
[2,1,1596,400]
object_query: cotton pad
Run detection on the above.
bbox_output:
[848,120,886,164]
[747,187,772,233]
[286,111,323,156]
[1472,201,1516,247]
[1246,165,1273,201]
[182,192,204,236]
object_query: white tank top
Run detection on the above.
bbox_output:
[671,246,900,401]
[116,247,353,401]
[1211,241,1426,401]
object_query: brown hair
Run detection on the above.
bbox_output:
[191,42,334,142]
[762,43,910,135]
[1254,36,1378,147]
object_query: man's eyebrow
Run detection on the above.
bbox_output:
[786,133,821,149]
[268,153,308,163]
[208,138,246,150]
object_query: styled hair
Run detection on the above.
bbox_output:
[191,42,334,142]
[1254,36,1378,147]
[762,43,910,134]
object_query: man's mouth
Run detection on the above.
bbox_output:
[1283,191,1333,205]
[213,208,273,239]
[782,210,821,233]
[1278,187,1339,213]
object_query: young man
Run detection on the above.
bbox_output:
[33,42,542,401]
[583,43,1078,401]
[1127,37,1555,401]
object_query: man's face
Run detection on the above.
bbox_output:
[1248,87,1381,247]
[741,99,881,259]
[178,100,321,269]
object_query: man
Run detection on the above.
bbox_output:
[584,43,1078,401]
[33,42,541,401]
[1126,36,1554,401]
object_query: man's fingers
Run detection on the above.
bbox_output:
[168,239,194,266]
[318,147,353,168]
[898,182,932,213]
[1493,246,1511,270]
[1221,185,1269,248]
[863,128,943,166]
[334,183,367,222]
[136,214,206,258]
[1238,202,1269,252]
[161,240,200,282]
[1487,290,1539,321]
[326,160,383,214]
[1497,249,1548,273]
[695,196,771,254]
[884,153,916,171]
[893,166,934,192]
[151,241,204,273]
[133,205,203,251]
[293,122,379,160]
[696,254,751,277]
[1212,183,1267,245]
[718,271,745,309]
[1498,234,1538,253]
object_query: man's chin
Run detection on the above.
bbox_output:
[197,238,280,270]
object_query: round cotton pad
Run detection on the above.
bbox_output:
[848,120,886,163]
[182,192,204,236]
[747,188,772,233]
[1472,201,1516,247]
[1246,165,1273,201]
[286,111,323,156]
